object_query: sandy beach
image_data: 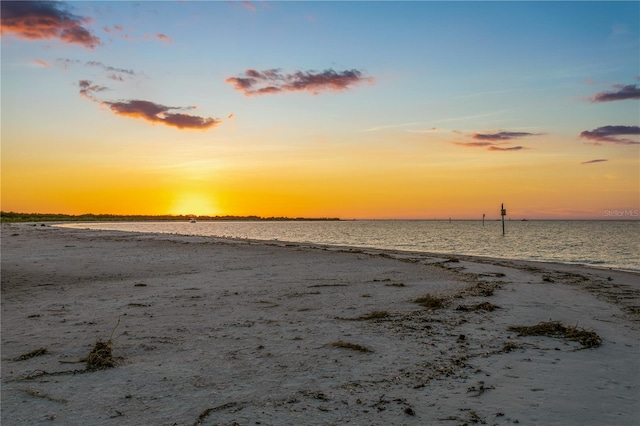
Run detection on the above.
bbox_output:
[1,223,639,425]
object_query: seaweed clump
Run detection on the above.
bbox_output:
[355,310,390,321]
[85,340,115,371]
[14,348,49,361]
[508,321,602,349]
[456,302,499,312]
[414,294,448,310]
[85,317,121,371]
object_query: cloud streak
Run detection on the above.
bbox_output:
[454,141,493,147]
[78,80,221,130]
[85,61,136,76]
[0,1,101,49]
[455,130,539,151]
[56,59,139,81]
[33,58,50,68]
[78,79,109,100]
[590,84,640,102]
[226,68,374,96]
[472,131,538,141]
[241,2,256,12]
[488,145,525,151]
[581,159,608,165]
[580,125,640,145]
[103,100,221,130]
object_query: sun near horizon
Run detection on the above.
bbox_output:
[1,1,638,221]
[167,193,222,217]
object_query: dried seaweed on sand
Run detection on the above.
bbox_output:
[330,340,373,353]
[85,317,121,371]
[508,321,602,349]
[414,294,448,309]
[14,348,48,361]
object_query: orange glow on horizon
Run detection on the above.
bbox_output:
[168,193,220,216]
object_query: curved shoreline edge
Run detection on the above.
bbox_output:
[53,221,640,275]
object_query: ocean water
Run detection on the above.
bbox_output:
[59,220,640,272]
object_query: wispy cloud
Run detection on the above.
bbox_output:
[590,84,640,102]
[78,80,221,130]
[154,33,173,44]
[33,58,50,68]
[580,125,640,145]
[86,61,136,77]
[102,24,173,45]
[226,68,374,96]
[454,130,539,151]
[78,79,109,100]
[580,159,608,165]
[454,141,493,147]
[241,2,257,12]
[0,1,101,49]
[488,145,526,151]
[472,131,538,141]
[55,58,81,71]
[55,59,139,81]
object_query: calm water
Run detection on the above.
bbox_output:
[59,220,639,272]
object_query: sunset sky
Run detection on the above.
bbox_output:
[2,1,639,219]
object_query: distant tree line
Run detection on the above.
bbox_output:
[0,212,340,223]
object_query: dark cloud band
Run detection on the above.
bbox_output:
[472,131,536,141]
[103,100,221,130]
[590,84,640,102]
[79,80,221,130]
[226,68,374,96]
[580,125,640,145]
[580,159,608,165]
[0,1,101,49]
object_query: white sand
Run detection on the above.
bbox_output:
[1,223,639,425]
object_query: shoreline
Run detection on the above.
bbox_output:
[54,221,640,274]
[2,223,639,424]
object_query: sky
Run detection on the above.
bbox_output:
[1,0,639,219]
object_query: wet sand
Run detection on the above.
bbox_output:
[2,223,639,425]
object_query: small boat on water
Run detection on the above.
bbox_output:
[190,217,196,223]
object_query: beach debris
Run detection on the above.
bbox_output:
[414,294,448,310]
[14,348,48,361]
[301,390,329,401]
[85,316,121,371]
[21,388,68,403]
[500,342,521,353]
[353,310,391,321]
[85,340,115,371]
[469,410,486,424]
[508,321,602,349]
[370,395,415,415]
[457,281,498,297]
[456,302,500,312]
[467,381,495,397]
[330,340,373,353]
[194,402,241,425]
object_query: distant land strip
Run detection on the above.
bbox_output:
[0,212,340,223]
